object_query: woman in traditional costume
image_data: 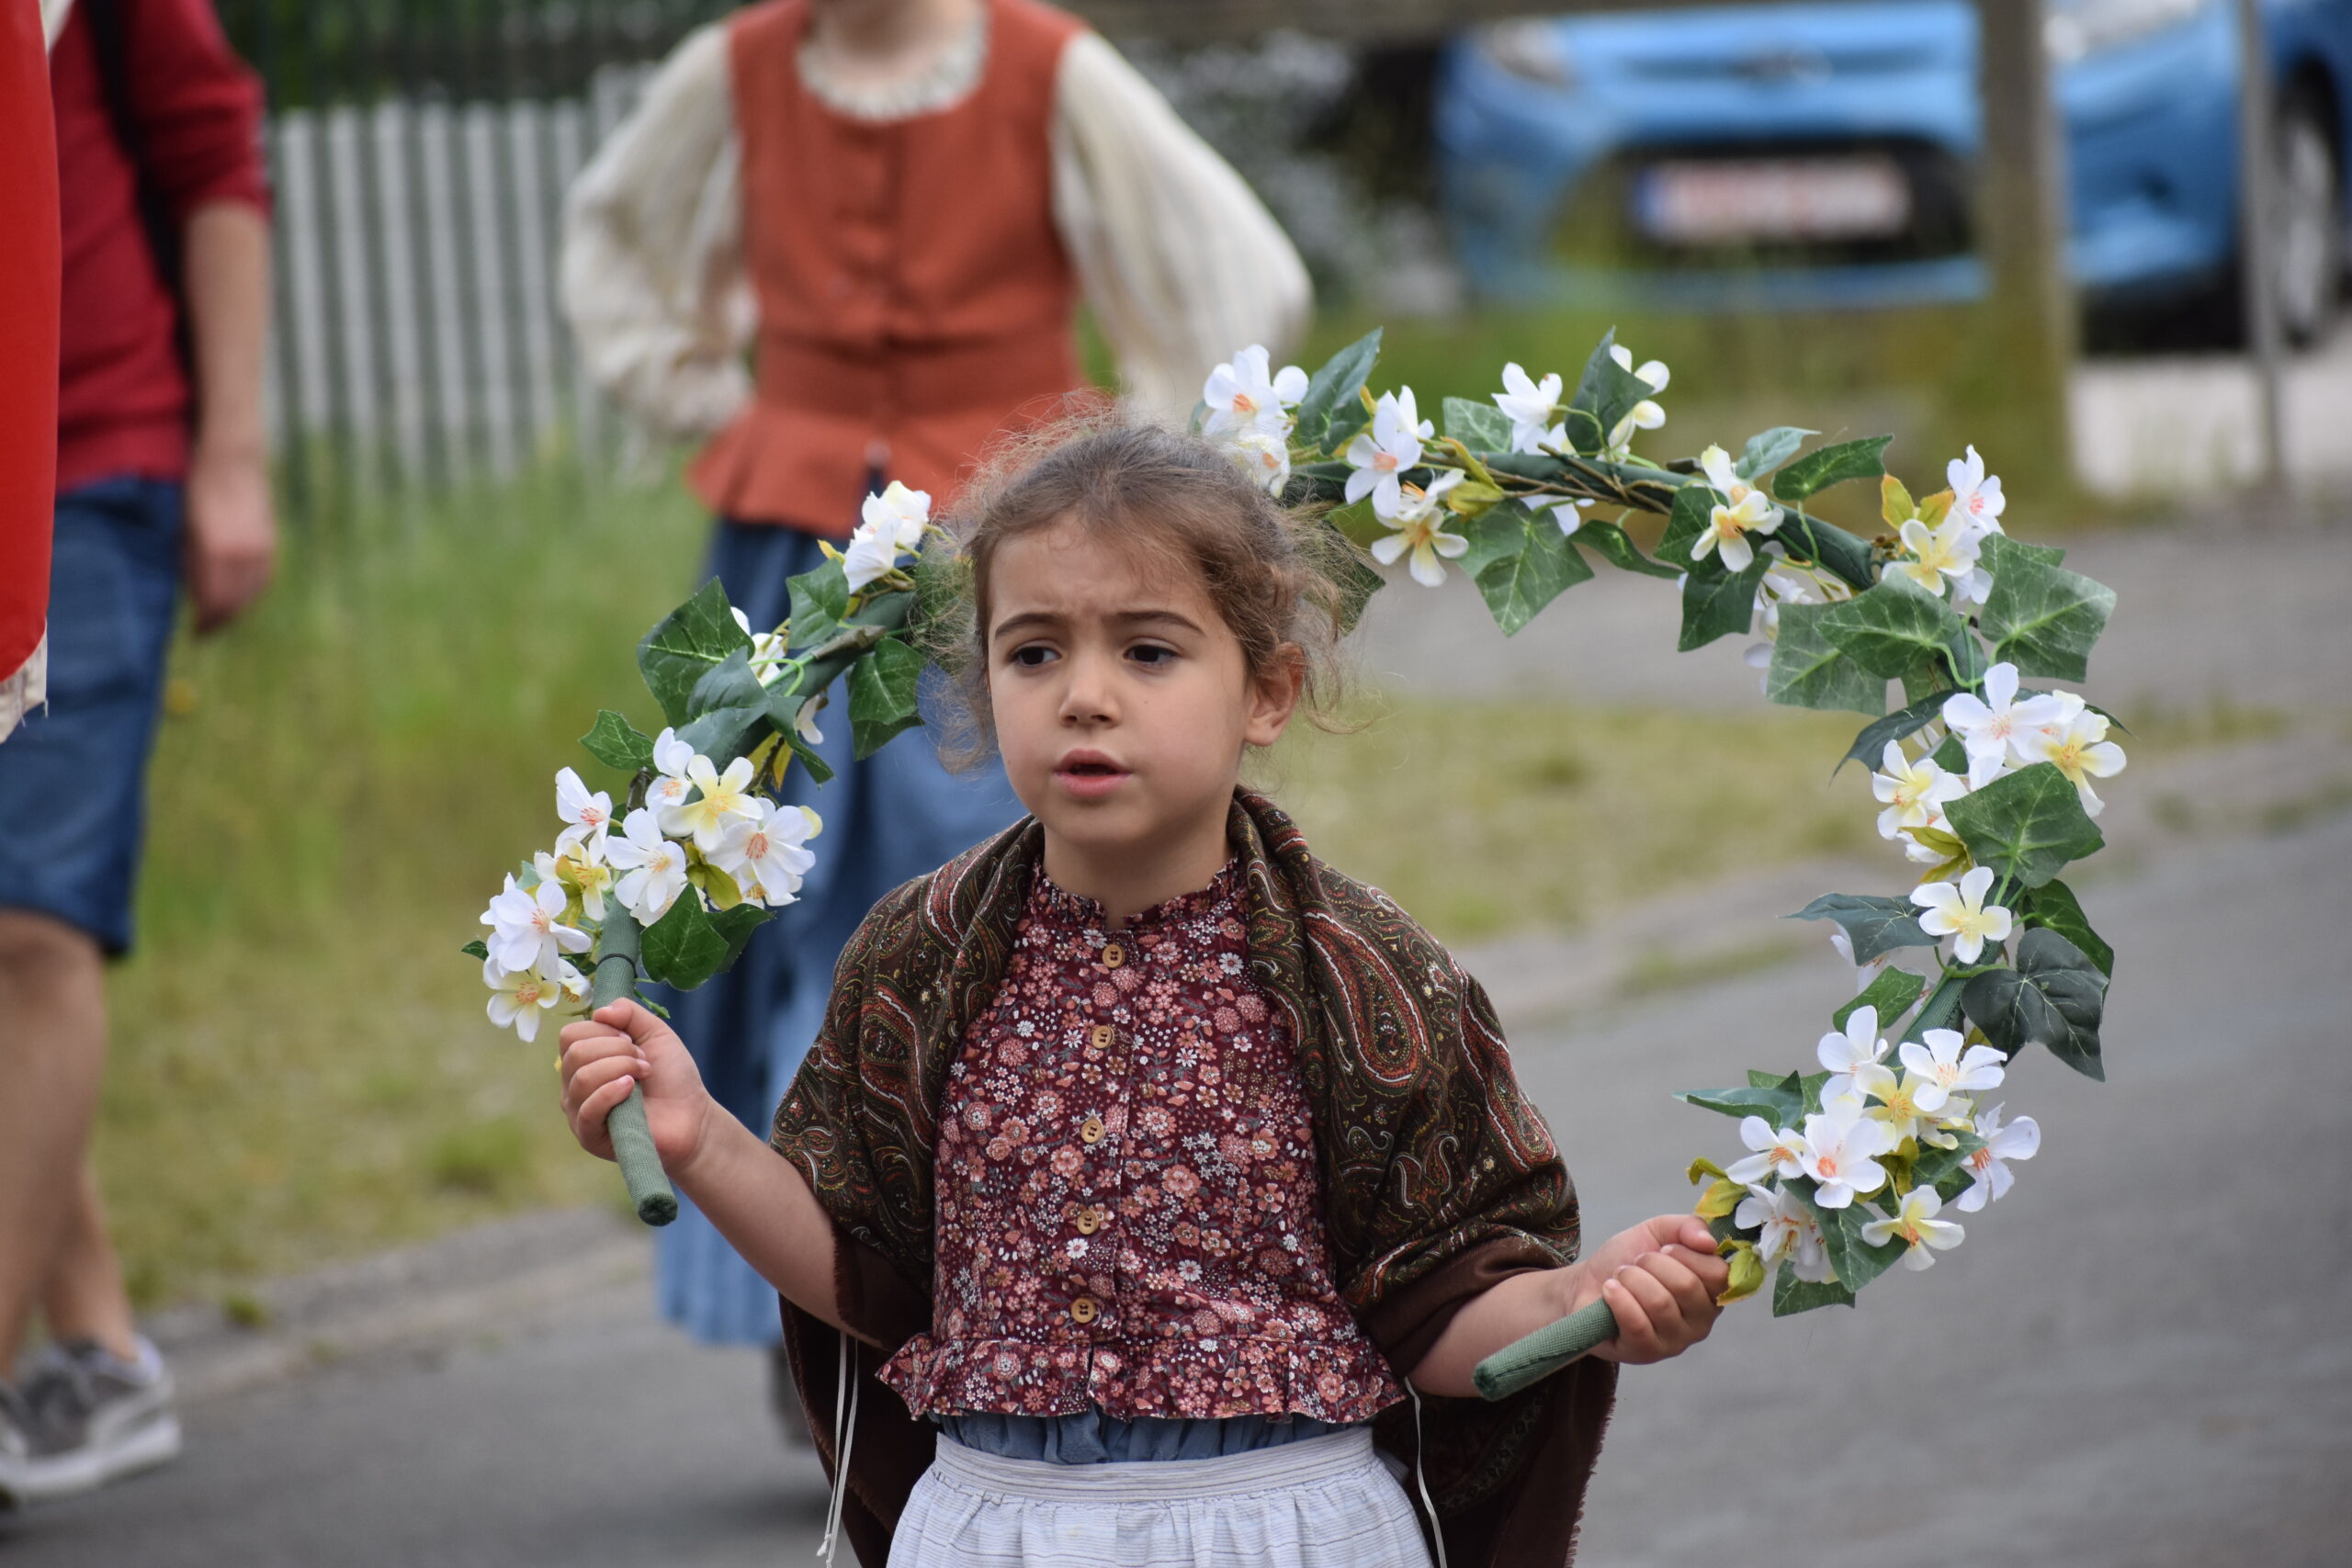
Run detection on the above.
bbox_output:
[560,0,1309,1359]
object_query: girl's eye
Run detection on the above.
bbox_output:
[1010,645,1057,669]
[1127,643,1176,667]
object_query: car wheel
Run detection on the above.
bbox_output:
[2269,91,2343,347]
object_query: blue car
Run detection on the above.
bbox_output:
[1434,0,2352,340]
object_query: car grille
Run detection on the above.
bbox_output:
[1552,138,1973,269]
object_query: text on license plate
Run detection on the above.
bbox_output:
[1634,158,1912,245]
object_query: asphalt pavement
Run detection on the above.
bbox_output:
[6,792,2346,1567]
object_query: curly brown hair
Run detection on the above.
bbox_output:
[922,411,1363,771]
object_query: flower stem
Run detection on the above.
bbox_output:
[588,908,677,1227]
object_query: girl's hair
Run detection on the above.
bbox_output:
[926,411,1361,769]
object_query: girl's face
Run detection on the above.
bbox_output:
[985,518,1299,865]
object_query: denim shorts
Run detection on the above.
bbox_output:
[0,477,183,954]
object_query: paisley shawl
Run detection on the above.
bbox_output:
[771,790,1617,1567]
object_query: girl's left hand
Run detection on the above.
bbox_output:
[1578,1215,1731,1365]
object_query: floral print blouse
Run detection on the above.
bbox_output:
[879,863,1406,1426]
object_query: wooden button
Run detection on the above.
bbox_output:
[1090,1023,1114,1049]
[1075,1207,1102,1235]
[1101,942,1125,969]
[1069,1296,1098,1325]
[1080,1116,1106,1145]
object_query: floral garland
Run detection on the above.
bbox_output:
[466,330,2120,1337]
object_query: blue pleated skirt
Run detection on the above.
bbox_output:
[653,519,1024,1344]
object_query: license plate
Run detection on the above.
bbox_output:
[1634,157,1912,245]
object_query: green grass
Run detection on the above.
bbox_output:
[99,466,705,1309]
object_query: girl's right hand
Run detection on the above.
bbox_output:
[557,999,713,1172]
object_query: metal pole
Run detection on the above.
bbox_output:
[2235,0,2287,492]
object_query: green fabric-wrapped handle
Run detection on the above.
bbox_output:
[1473,1297,1618,1401]
[587,910,677,1227]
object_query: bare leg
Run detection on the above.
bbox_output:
[40,1164,138,1361]
[0,910,108,1383]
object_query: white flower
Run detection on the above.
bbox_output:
[658,754,760,852]
[1369,472,1470,588]
[553,766,615,855]
[1947,446,2006,538]
[842,481,932,591]
[1202,344,1307,438]
[1604,344,1669,457]
[730,606,790,685]
[1941,663,2075,767]
[1900,1028,2007,1103]
[552,840,616,923]
[1871,740,1968,840]
[1797,1104,1894,1209]
[481,874,590,976]
[1725,1116,1813,1185]
[1828,928,1889,996]
[714,797,820,907]
[647,728,698,815]
[1736,1182,1834,1280]
[1893,513,1989,601]
[1817,1005,1893,1106]
[793,696,826,747]
[1850,1057,1949,1144]
[1546,496,1590,536]
[2016,701,2127,818]
[1344,388,1433,516]
[1492,363,1563,454]
[1859,1187,1965,1270]
[605,807,690,923]
[483,956,579,1043]
[1956,1102,2041,1213]
[1910,864,2014,964]
[1226,425,1294,495]
[1690,445,1783,573]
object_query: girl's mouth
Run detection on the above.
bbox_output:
[1054,753,1131,799]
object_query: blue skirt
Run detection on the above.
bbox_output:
[654,520,1024,1344]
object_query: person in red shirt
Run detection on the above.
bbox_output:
[0,0,272,1509]
[0,0,59,745]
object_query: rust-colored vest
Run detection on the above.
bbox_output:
[691,0,1088,532]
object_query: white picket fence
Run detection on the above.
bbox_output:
[262,65,652,498]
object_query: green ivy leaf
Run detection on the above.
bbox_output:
[760,683,837,787]
[1978,534,2116,682]
[1962,928,2109,1079]
[708,902,775,976]
[1679,553,1770,651]
[786,558,853,652]
[1657,479,1715,569]
[1292,328,1383,453]
[846,635,926,760]
[1677,1072,1806,1130]
[1787,892,1939,963]
[1792,1180,1908,1294]
[1473,504,1595,636]
[579,710,656,774]
[638,579,752,728]
[1442,396,1512,453]
[1835,966,1928,1032]
[1838,691,1950,773]
[1574,519,1684,580]
[2022,877,2113,976]
[1737,425,1816,480]
[1771,1260,1858,1317]
[1767,601,1887,716]
[639,892,730,990]
[1945,761,2105,888]
[1287,458,1355,506]
[459,939,489,961]
[1770,434,1893,502]
[1559,330,1655,458]
[1815,572,1973,680]
[1770,511,1876,591]
[678,650,771,760]
[1913,974,1966,1036]
[1910,1129,1986,1190]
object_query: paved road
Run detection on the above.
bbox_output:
[6,805,2345,1567]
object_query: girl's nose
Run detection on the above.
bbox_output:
[1057,653,1118,727]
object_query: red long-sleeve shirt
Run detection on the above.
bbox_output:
[2,0,59,685]
[51,0,269,496]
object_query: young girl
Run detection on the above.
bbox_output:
[558,421,1729,1568]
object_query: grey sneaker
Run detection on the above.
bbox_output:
[0,1379,39,1510]
[11,1337,181,1503]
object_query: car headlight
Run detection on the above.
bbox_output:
[2044,0,2214,63]
[1477,19,1578,89]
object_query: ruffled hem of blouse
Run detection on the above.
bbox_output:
[879,1332,1404,1427]
[1029,861,1242,933]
